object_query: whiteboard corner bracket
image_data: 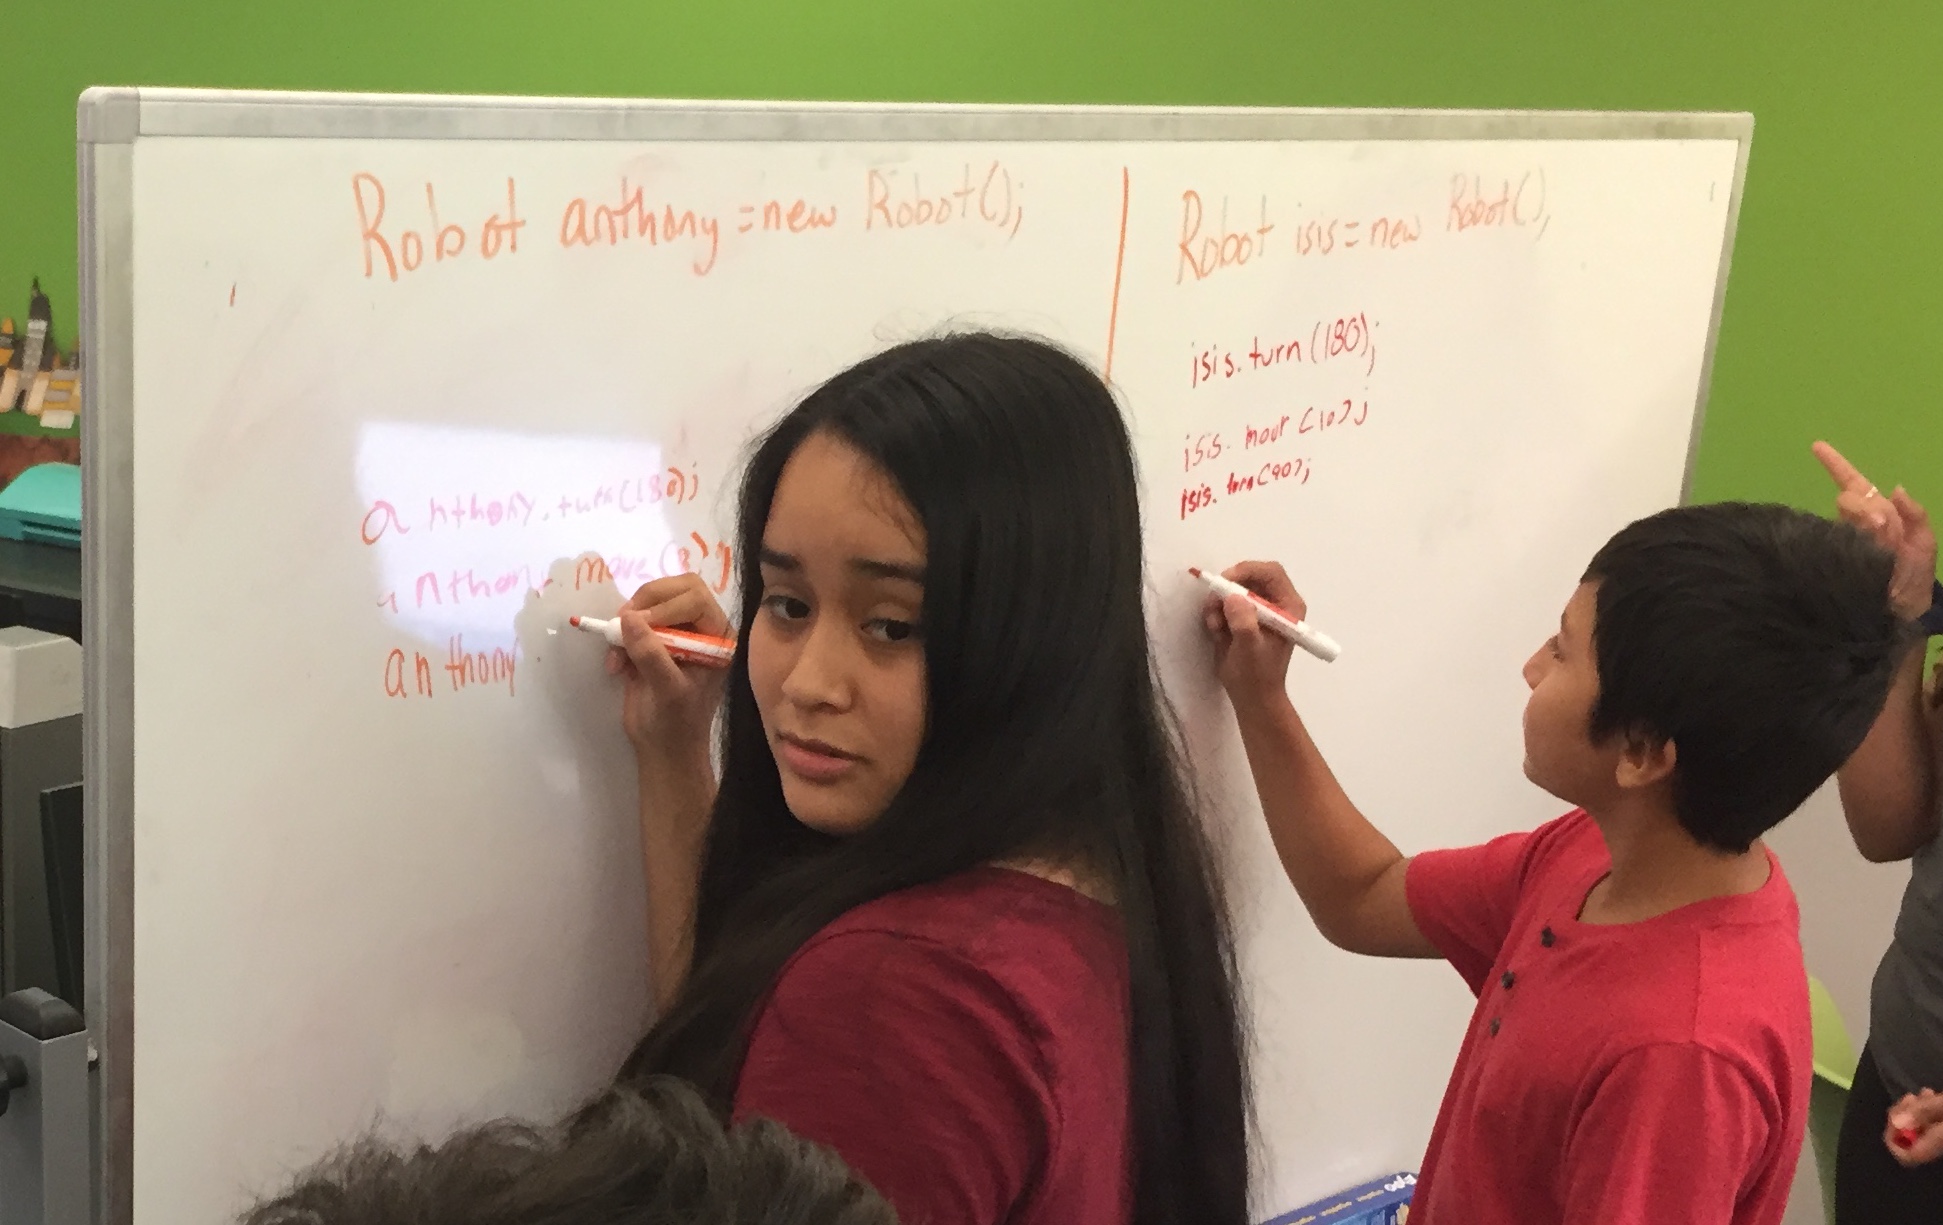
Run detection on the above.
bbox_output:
[79,89,142,146]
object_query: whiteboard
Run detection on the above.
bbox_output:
[77,90,1749,1225]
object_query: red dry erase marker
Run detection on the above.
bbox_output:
[569,615,736,668]
[1191,567,1342,662]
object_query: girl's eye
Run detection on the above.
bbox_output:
[864,618,920,644]
[762,593,811,622]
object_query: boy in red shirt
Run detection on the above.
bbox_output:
[1206,503,1910,1224]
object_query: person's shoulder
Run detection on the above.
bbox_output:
[1412,808,1603,888]
[1526,808,1607,867]
[789,868,1129,1002]
[1488,808,1609,900]
[1598,852,1808,1086]
[815,867,1120,948]
[1690,852,1809,1070]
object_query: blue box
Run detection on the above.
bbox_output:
[1263,1171,1416,1225]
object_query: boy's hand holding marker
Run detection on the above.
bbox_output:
[1195,563,1339,710]
[1193,565,1341,661]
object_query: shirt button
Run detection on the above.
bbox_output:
[1501,971,1517,990]
[1489,1018,1501,1037]
[1540,927,1556,947]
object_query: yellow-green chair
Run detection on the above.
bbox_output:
[1808,975,1858,1225]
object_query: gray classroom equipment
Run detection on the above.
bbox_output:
[0,627,88,1225]
[0,628,82,1001]
[0,989,91,1225]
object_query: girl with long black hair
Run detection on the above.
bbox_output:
[600,332,1250,1225]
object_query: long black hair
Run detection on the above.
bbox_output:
[620,332,1251,1225]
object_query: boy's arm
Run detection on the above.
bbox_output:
[1562,1045,1774,1225]
[1228,692,1435,958]
[1209,562,1437,959]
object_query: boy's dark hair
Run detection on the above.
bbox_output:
[1583,501,1908,853]
[240,1076,895,1225]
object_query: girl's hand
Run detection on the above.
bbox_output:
[604,574,733,761]
[1814,441,1937,622]
[1885,1088,1943,1167]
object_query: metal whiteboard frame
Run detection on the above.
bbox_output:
[75,87,1752,1225]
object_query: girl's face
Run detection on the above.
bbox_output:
[749,431,928,836]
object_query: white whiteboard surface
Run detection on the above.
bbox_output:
[78,90,1748,1225]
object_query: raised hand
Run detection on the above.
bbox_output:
[1814,441,1937,621]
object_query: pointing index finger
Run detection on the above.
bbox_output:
[1813,441,1874,496]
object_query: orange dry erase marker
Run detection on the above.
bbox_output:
[569,615,735,668]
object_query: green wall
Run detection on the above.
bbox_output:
[4,2,1938,504]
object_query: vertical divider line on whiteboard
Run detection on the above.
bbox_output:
[1105,166,1131,384]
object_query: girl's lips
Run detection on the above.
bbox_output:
[775,733,859,783]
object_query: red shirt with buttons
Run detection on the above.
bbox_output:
[1403,810,1810,1225]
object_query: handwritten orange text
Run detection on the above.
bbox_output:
[353,174,526,282]
[1177,192,1275,284]
[383,648,437,698]
[866,163,1024,240]
[391,564,542,614]
[1292,211,1424,257]
[1448,171,1549,237]
[371,531,733,623]
[558,178,721,275]
[735,198,839,235]
[572,533,733,595]
[445,635,517,697]
[356,469,701,546]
